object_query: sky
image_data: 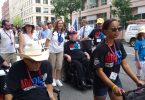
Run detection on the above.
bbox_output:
[0,0,6,19]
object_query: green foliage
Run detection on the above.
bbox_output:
[12,16,23,27]
[112,0,136,26]
[51,0,82,23]
[0,20,2,27]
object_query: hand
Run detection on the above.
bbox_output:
[113,86,125,96]
[67,55,71,62]
[86,55,90,60]
[136,80,145,87]
[50,96,56,100]
[3,61,9,66]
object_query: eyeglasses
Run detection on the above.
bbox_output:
[110,27,122,32]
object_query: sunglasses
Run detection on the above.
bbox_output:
[110,27,122,32]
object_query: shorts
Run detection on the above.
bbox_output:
[49,52,63,70]
[93,77,122,98]
[136,61,145,77]
[0,53,17,64]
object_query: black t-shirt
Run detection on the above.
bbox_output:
[64,40,86,60]
[89,28,105,45]
[5,60,52,100]
[93,40,127,86]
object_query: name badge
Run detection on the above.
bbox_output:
[109,72,118,81]
[105,62,114,68]
[96,39,101,42]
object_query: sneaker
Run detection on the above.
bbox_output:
[52,79,56,86]
[56,80,63,87]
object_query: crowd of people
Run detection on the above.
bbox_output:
[0,17,145,100]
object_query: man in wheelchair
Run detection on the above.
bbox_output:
[64,31,93,89]
[4,42,55,100]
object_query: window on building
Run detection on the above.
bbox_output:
[43,0,48,4]
[138,14,142,19]
[44,17,48,24]
[36,16,41,25]
[142,13,145,19]
[90,0,98,8]
[51,17,55,22]
[36,0,40,3]
[50,0,53,5]
[36,7,41,13]
[51,9,54,14]
[101,0,107,5]
[43,8,48,13]
[31,7,33,13]
[97,12,107,20]
[102,12,107,20]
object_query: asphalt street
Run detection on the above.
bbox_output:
[56,43,138,100]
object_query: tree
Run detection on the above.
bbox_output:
[112,0,136,27]
[12,16,23,27]
[51,0,82,24]
[0,20,2,27]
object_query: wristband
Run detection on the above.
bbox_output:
[112,85,117,91]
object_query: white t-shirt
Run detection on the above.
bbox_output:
[47,31,65,53]
[23,33,38,47]
[79,25,93,38]
[0,29,16,53]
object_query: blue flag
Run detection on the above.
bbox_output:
[73,18,77,31]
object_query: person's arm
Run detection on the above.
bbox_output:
[135,50,141,69]
[121,59,142,85]
[134,40,141,69]
[5,94,13,100]
[0,56,9,67]
[46,84,55,100]
[84,52,90,60]
[88,29,95,39]
[18,32,24,53]
[64,54,71,62]
[45,39,50,50]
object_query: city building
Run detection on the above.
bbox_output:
[2,0,10,20]
[72,0,145,28]
[9,0,55,26]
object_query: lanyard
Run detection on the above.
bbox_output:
[4,30,13,45]
[105,39,116,54]
[108,43,116,55]
[105,39,118,63]
[27,68,43,86]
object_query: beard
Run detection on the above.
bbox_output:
[5,27,10,30]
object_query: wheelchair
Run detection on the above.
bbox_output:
[61,58,93,90]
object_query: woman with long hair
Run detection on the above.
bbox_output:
[45,19,65,87]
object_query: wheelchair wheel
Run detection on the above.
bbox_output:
[61,66,67,82]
